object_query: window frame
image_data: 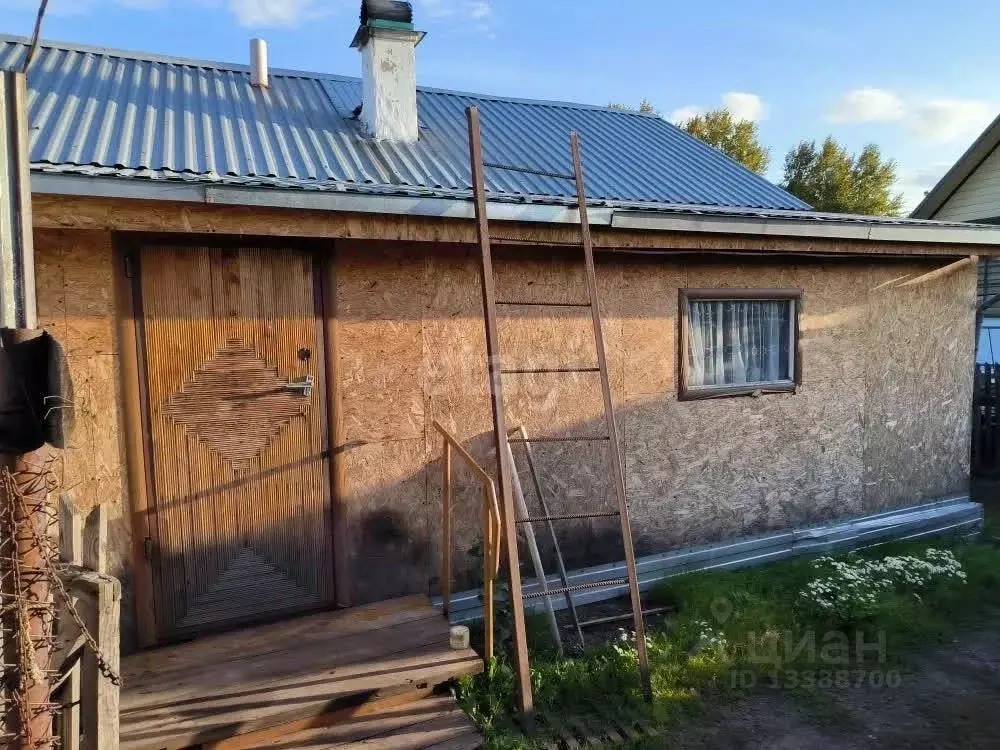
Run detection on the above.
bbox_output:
[678,288,803,401]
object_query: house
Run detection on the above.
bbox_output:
[911,111,1000,361]
[4,1,1000,745]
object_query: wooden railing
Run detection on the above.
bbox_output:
[433,421,502,662]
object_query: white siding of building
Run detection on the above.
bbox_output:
[934,144,1000,222]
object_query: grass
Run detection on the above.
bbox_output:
[454,523,1000,748]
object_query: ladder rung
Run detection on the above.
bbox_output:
[508,435,610,443]
[483,161,575,181]
[517,511,620,524]
[501,366,600,374]
[522,578,629,600]
[495,300,592,307]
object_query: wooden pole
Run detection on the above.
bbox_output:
[505,442,562,653]
[466,105,534,722]
[441,442,452,617]
[1,68,52,749]
[482,485,495,663]
[0,71,36,330]
[570,132,651,697]
[9,447,55,749]
[321,249,352,609]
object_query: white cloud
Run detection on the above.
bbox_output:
[228,0,329,27]
[667,93,764,125]
[828,88,905,123]
[907,99,996,143]
[828,88,996,144]
[896,163,951,213]
[667,105,704,125]
[722,92,764,122]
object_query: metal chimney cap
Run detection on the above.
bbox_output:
[360,0,413,26]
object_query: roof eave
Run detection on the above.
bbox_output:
[30,172,1000,248]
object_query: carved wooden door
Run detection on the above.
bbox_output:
[138,245,334,639]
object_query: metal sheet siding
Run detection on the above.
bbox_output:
[1,37,809,211]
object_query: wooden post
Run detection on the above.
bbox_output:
[570,132,650,696]
[466,105,534,721]
[441,441,452,617]
[2,67,49,749]
[58,496,82,750]
[0,70,37,329]
[321,249,351,609]
[10,447,55,749]
[482,485,494,663]
[505,442,561,653]
[80,573,119,750]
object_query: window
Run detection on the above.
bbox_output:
[679,289,801,400]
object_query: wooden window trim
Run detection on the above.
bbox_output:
[678,288,803,402]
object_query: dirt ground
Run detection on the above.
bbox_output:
[662,618,1000,749]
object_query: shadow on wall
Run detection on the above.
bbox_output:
[113,242,975,648]
[329,243,975,608]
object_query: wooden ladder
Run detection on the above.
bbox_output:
[465,105,651,723]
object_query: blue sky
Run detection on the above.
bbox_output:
[2,0,999,211]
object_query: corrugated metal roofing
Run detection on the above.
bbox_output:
[0,34,810,211]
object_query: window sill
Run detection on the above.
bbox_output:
[679,382,797,401]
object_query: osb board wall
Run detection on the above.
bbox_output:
[33,228,976,617]
[33,229,134,633]
[335,241,976,602]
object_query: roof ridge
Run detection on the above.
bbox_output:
[0,32,670,115]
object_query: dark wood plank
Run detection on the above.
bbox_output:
[249,695,475,748]
[119,597,482,750]
[202,685,437,750]
[120,652,480,750]
[113,241,159,648]
[121,595,436,687]
[121,609,462,711]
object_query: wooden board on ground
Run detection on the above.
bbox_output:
[118,596,482,750]
[243,694,481,749]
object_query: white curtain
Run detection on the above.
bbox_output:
[688,299,791,387]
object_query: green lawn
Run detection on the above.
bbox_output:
[455,520,1000,749]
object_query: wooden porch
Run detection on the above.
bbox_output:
[118,596,483,750]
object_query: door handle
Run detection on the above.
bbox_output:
[286,375,314,398]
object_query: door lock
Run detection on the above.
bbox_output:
[286,375,314,398]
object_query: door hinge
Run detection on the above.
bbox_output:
[143,536,154,560]
[124,254,136,279]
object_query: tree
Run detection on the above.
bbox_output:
[781,137,904,216]
[608,99,661,116]
[682,109,770,176]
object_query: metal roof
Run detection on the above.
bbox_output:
[0,34,810,212]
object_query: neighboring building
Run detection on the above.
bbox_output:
[911,112,1000,361]
[2,15,998,664]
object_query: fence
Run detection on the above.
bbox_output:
[973,363,1000,476]
[0,463,120,750]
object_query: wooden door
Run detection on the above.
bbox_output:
[137,245,334,640]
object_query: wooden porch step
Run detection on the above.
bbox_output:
[119,596,483,750]
[202,694,482,749]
